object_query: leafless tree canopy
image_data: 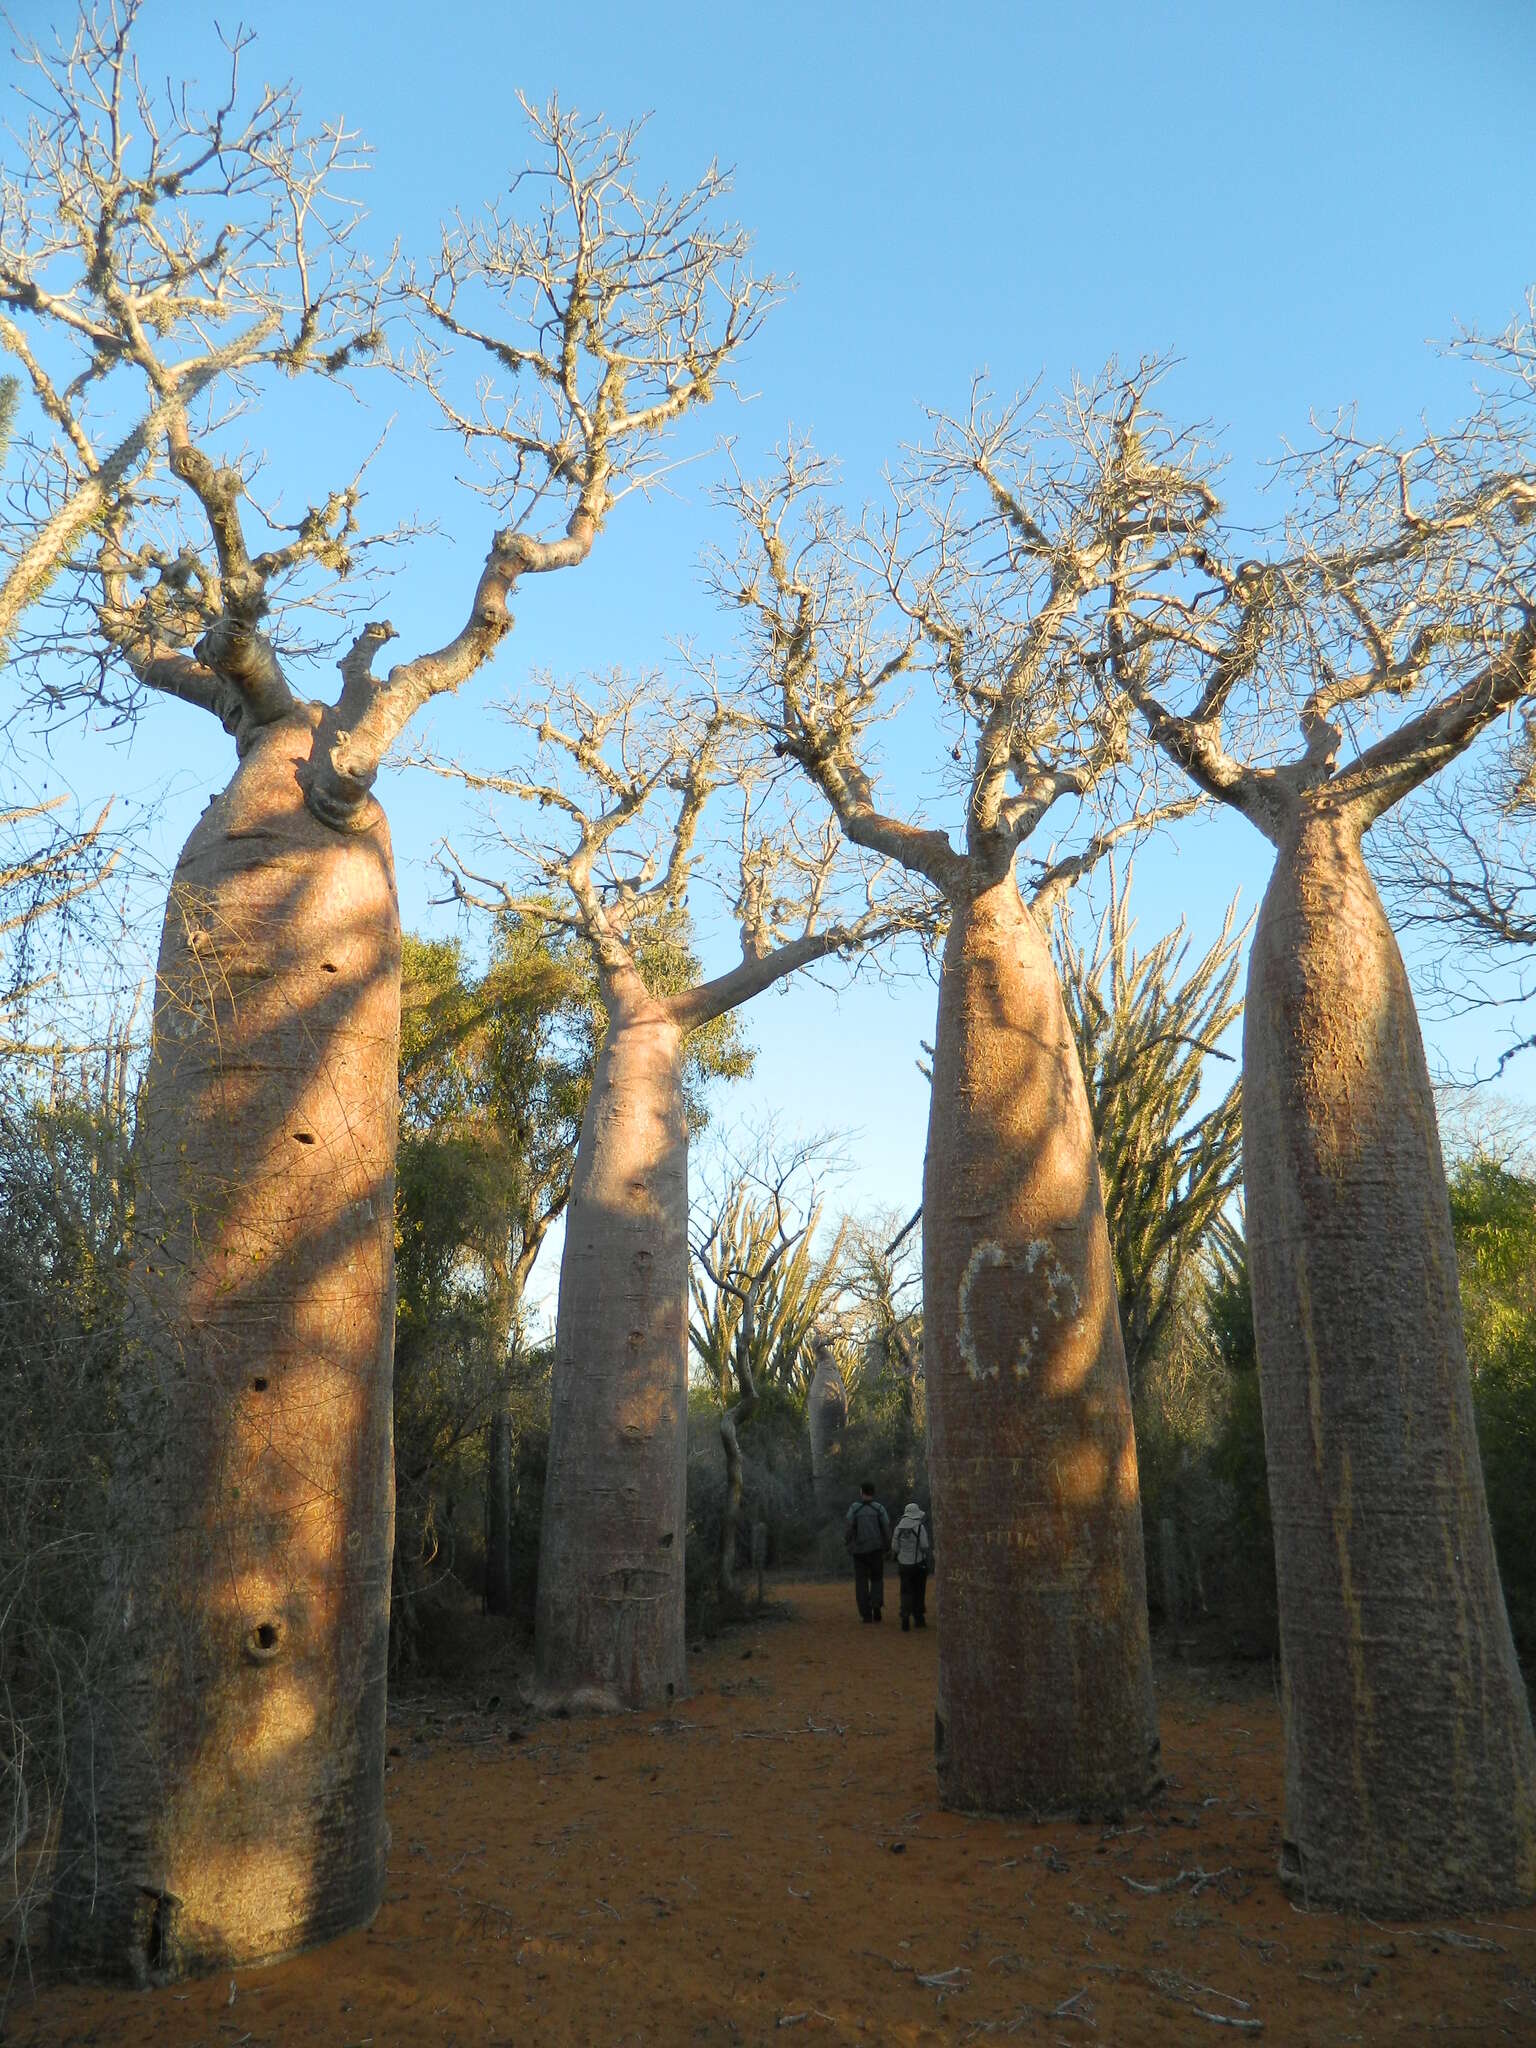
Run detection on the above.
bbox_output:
[3,7,777,824]
[0,0,378,657]
[431,666,927,1029]
[1114,302,1536,838]
[714,363,1215,908]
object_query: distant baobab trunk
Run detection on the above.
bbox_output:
[533,991,689,1712]
[924,874,1159,1817]
[806,1339,848,1510]
[52,715,400,1980]
[1243,805,1536,1910]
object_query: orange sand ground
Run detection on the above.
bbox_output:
[9,1580,1536,2045]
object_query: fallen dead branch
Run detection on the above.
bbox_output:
[1146,1966,1263,2032]
[1122,1865,1233,1897]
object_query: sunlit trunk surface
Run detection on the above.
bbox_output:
[1244,805,1536,1910]
[533,999,689,1711]
[53,714,400,1980]
[924,875,1159,1816]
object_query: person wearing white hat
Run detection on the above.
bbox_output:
[891,1501,932,1631]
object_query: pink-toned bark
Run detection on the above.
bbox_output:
[52,715,400,1979]
[1244,805,1536,1909]
[533,991,690,1712]
[924,875,1159,1816]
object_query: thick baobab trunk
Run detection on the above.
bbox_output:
[1244,805,1536,1911]
[52,713,400,1982]
[924,874,1159,1816]
[807,1342,848,1511]
[484,1400,516,1617]
[534,997,689,1711]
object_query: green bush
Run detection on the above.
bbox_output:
[1131,1261,1278,1655]
[1450,1158,1536,1656]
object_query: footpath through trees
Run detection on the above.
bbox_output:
[14,1583,1536,2047]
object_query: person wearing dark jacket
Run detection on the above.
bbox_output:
[844,1481,891,1622]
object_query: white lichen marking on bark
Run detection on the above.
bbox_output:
[957,1240,1007,1381]
[1046,1258,1081,1321]
[959,1237,1081,1382]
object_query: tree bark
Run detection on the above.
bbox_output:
[533,995,689,1711]
[923,873,1159,1816]
[1243,803,1536,1911]
[52,713,400,1980]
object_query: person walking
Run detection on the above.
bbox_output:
[891,1501,932,1631]
[844,1480,891,1623]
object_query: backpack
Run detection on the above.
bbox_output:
[894,1520,927,1567]
[845,1501,883,1552]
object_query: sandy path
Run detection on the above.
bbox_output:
[9,1579,1536,2044]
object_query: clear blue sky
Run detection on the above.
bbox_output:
[9,0,1536,1313]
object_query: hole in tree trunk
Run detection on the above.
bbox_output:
[320,961,339,973]
[245,1621,282,1662]
[292,1131,316,1145]
[135,1887,181,1979]
[251,1377,269,1393]
[658,1531,674,1548]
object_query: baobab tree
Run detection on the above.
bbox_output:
[435,669,922,1709]
[719,372,1216,1817]
[17,11,772,1978]
[0,4,378,660]
[1116,318,1536,1909]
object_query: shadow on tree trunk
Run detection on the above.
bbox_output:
[50,720,400,1981]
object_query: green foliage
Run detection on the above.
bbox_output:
[1127,1253,1277,1654]
[841,1232,928,1505]
[1059,882,1245,1390]
[1203,1260,1277,1647]
[392,918,592,1661]
[684,1384,818,1625]
[689,1191,846,1405]
[1450,1156,1536,1652]
[0,1065,137,1933]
